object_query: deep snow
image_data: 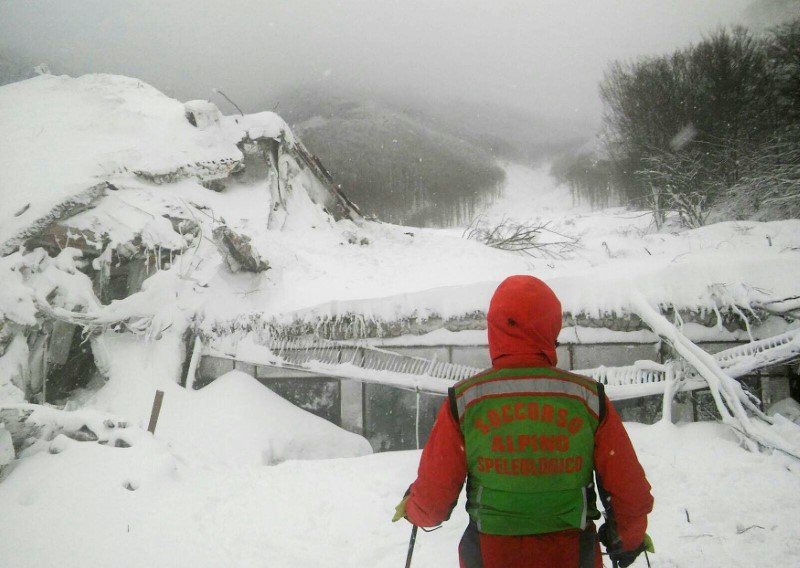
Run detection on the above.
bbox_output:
[2,74,800,568]
[0,74,289,251]
[3,76,800,341]
[270,165,800,333]
[82,333,372,467]
[1,417,799,567]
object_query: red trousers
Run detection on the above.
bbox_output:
[458,523,602,568]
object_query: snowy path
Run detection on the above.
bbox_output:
[1,422,799,567]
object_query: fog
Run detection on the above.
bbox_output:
[0,0,757,131]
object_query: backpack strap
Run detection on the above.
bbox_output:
[448,387,460,425]
[596,381,608,425]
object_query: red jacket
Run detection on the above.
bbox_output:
[405,276,653,568]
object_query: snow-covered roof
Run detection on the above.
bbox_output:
[208,215,800,341]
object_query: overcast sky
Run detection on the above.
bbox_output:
[0,0,756,128]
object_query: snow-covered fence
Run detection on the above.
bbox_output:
[579,329,800,390]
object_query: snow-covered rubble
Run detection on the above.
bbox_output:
[260,212,800,338]
[0,72,366,409]
[0,73,797,431]
[0,73,325,257]
[3,74,799,348]
[0,73,797,413]
[1,71,800,567]
[3,343,370,467]
[0,75,231,250]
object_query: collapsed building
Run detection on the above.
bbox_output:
[1,74,799,463]
[0,74,364,456]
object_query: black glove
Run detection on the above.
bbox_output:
[608,546,645,568]
[598,523,651,568]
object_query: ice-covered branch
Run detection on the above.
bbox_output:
[631,290,800,459]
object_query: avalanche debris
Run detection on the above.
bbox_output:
[212,226,269,273]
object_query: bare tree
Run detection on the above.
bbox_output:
[726,129,800,219]
[463,216,581,259]
[636,149,713,228]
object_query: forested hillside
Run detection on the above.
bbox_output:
[553,18,800,226]
[279,92,506,226]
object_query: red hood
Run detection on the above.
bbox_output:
[488,275,562,367]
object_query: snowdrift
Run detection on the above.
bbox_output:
[161,370,372,466]
[85,333,370,466]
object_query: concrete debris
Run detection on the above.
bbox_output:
[1,181,110,257]
[0,424,14,467]
[212,225,269,273]
[0,409,35,452]
[64,424,99,443]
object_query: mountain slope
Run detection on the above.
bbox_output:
[280,91,506,226]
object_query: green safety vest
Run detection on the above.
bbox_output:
[449,367,604,535]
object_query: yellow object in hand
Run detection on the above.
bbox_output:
[642,533,655,553]
[392,496,409,522]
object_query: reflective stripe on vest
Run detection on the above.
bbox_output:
[455,372,600,422]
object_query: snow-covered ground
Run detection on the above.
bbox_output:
[273,164,800,329]
[1,409,799,567]
[0,74,290,251]
[2,173,799,565]
[3,75,800,333]
[2,74,800,567]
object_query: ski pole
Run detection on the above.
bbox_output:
[405,525,418,568]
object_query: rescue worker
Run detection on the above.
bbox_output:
[393,275,654,567]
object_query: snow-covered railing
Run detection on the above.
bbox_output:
[714,329,800,376]
[268,338,479,383]
[201,328,800,400]
[575,327,800,399]
[203,338,480,396]
[198,328,800,453]
[573,361,684,401]
[577,362,667,387]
